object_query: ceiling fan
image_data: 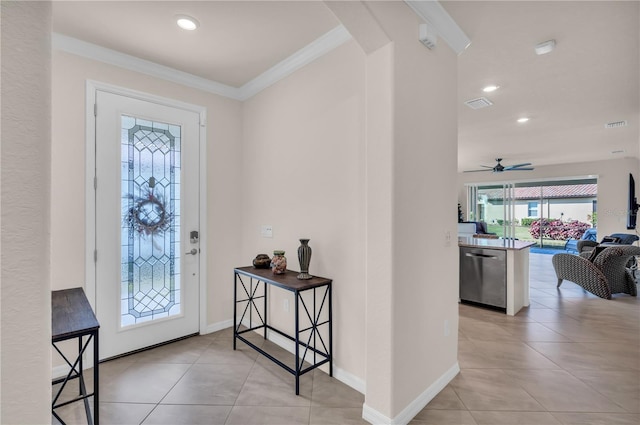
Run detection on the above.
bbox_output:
[465,158,535,173]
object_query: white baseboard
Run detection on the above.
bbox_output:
[207,320,367,394]
[202,319,234,335]
[363,403,393,425]
[52,357,96,380]
[362,362,460,425]
[52,319,366,396]
[263,327,366,394]
[333,364,366,395]
[52,319,457,425]
[52,364,70,380]
[51,320,231,379]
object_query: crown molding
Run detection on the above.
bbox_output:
[237,25,352,101]
[52,32,241,99]
[404,0,470,55]
[52,25,352,102]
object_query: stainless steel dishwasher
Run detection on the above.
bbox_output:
[459,247,507,309]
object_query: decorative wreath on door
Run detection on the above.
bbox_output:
[126,188,173,236]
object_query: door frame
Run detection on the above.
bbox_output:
[85,80,208,340]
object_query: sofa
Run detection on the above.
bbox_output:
[577,233,639,254]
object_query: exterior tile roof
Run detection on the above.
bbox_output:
[484,184,597,200]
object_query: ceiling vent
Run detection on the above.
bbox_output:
[464,97,493,109]
[605,120,627,129]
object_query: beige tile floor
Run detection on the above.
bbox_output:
[54,253,639,424]
[413,253,640,425]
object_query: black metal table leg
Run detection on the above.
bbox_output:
[233,272,237,350]
[79,335,92,425]
[263,281,268,340]
[93,330,99,425]
[295,290,300,395]
[232,267,332,395]
[329,282,333,377]
[52,288,100,425]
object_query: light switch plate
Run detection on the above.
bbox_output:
[261,225,273,238]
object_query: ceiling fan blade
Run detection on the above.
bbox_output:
[503,162,532,170]
[464,159,534,173]
[463,169,493,173]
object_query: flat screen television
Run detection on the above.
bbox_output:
[627,173,639,229]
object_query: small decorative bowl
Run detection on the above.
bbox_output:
[253,254,271,269]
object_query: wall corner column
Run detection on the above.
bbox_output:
[363,42,396,422]
[1,1,53,423]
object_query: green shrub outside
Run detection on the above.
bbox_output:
[485,224,568,248]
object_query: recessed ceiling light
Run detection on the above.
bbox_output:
[517,117,529,123]
[482,85,499,93]
[176,15,199,31]
[534,39,556,55]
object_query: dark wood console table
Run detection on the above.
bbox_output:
[52,288,100,425]
[233,267,332,395]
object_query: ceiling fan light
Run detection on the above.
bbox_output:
[176,15,199,31]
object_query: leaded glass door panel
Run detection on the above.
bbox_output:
[95,90,200,359]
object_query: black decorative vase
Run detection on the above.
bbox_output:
[297,239,312,280]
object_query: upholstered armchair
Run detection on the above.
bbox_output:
[577,233,639,254]
[552,245,640,299]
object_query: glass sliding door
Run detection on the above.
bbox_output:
[468,183,517,238]
[514,179,597,250]
[466,178,597,250]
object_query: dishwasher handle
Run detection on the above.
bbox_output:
[465,252,499,259]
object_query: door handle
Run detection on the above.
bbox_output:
[185,248,198,255]
[465,252,498,259]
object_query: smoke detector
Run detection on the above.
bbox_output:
[419,23,437,49]
[464,97,493,110]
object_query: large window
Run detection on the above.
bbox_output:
[467,178,597,250]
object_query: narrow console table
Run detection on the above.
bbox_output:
[52,288,100,425]
[233,267,332,395]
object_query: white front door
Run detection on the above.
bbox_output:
[93,89,201,359]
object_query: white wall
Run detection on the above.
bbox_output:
[241,8,461,417]
[458,157,640,240]
[363,1,460,420]
[7,2,637,422]
[241,40,367,382]
[0,2,52,422]
[51,51,244,331]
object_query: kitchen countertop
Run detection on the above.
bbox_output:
[458,237,536,251]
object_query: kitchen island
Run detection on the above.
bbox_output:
[458,237,535,315]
